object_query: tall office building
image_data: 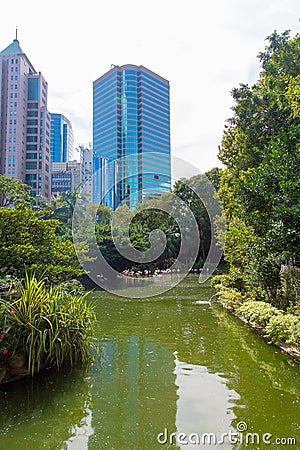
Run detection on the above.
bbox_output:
[0,37,51,199]
[93,64,171,209]
[50,113,74,164]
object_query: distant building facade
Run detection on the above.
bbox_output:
[0,37,51,200]
[93,64,171,209]
[50,113,74,164]
[93,155,115,208]
[79,145,93,202]
[79,145,112,207]
[51,160,80,196]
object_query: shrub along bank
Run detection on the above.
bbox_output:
[0,275,96,383]
[212,276,300,360]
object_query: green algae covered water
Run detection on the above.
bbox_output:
[0,275,299,449]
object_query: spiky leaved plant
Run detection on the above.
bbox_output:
[1,274,96,375]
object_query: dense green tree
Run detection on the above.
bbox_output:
[218,30,300,305]
[0,205,83,282]
[0,175,32,207]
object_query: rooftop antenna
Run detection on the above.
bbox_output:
[15,26,18,41]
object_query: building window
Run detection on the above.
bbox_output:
[26,161,37,170]
[26,174,37,181]
[27,119,38,125]
[27,127,38,134]
[26,153,37,159]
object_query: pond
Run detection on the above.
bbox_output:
[0,275,299,449]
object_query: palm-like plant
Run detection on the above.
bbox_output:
[1,275,96,375]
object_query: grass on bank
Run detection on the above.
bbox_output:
[0,275,96,375]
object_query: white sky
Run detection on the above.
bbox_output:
[1,0,299,173]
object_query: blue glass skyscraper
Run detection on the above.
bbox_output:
[50,113,74,164]
[93,64,171,209]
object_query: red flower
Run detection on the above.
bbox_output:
[2,349,8,355]
[0,335,4,340]
[10,309,15,314]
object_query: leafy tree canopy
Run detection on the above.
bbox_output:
[0,175,32,207]
[0,205,83,282]
[218,30,300,304]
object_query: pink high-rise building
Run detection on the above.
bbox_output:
[0,37,51,200]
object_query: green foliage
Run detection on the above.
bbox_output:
[265,314,300,347]
[0,175,32,207]
[58,279,86,296]
[280,266,300,316]
[237,301,280,327]
[218,30,300,307]
[96,204,112,225]
[0,273,21,295]
[0,275,96,373]
[234,299,300,349]
[0,205,83,282]
[0,304,24,362]
[215,285,247,311]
